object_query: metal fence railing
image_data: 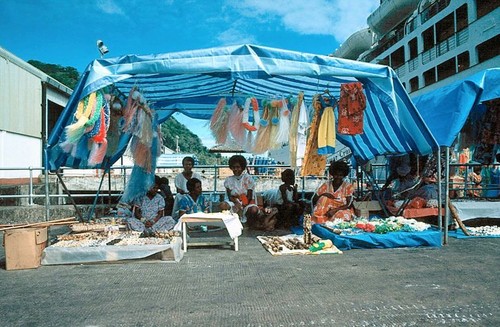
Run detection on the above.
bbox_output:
[1,162,499,208]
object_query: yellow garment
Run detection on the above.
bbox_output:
[317,106,336,155]
[300,95,327,176]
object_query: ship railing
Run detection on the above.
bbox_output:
[422,27,469,65]
[394,64,406,77]
[408,57,419,72]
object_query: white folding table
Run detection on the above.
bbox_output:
[179,212,243,252]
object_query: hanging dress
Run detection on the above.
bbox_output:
[253,102,272,154]
[300,95,326,176]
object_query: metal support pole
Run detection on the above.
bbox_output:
[28,167,34,205]
[87,169,108,221]
[443,147,450,244]
[42,82,50,222]
[55,170,84,222]
[108,170,112,209]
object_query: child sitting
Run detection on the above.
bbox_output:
[262,169,303,228]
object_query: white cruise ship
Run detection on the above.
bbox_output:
[333,0,499,97]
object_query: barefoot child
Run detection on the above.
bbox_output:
[263,168,303,228]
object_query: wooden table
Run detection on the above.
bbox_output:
[180,213,241,252]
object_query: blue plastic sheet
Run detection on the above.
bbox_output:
[311,224,442,251]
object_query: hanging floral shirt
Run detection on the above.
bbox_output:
[337,82,366,135]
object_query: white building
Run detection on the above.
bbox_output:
[0,47,72,179]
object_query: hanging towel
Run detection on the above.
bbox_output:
[317,106,335,155]
[337,82,366,135]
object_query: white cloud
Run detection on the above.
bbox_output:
[96,0,126,16]
[229,0,379,42]
[217,26,258,46]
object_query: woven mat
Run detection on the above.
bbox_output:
[257,234,343,256]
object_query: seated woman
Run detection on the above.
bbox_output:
[381,164,420,200]
[312,161,354,223]
[262,168,303,228]
[177,178,210,216]
[220,155,277,230]
[172,156,202,221]
[127,176,177,236]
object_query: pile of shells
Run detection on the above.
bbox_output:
[467,225,500,236]
[260,235,320,253]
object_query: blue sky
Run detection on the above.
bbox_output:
[0,0,378,148]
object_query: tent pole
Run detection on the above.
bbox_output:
[55,171,84,222]
[108,170,112,210]
[87,169,108,221]
[359,162,389,217]
[42,82,50,222]
[443,147,450,244]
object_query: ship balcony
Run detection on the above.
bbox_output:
[421,28,469,65]
[387,27,469,81]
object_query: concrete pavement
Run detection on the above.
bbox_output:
[0,227,498,327]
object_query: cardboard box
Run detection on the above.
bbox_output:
[354,201,382,218]
[3,227,47,270]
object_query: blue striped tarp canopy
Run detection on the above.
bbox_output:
[47,44,438,169]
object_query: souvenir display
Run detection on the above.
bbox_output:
[257,235,342,256]
[323,216,431,235]
[60,90,111,166]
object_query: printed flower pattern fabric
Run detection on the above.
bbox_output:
[178,194,210,214]
[313,180,354,223]
[337,82,366,135]
[134,194,165,221]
